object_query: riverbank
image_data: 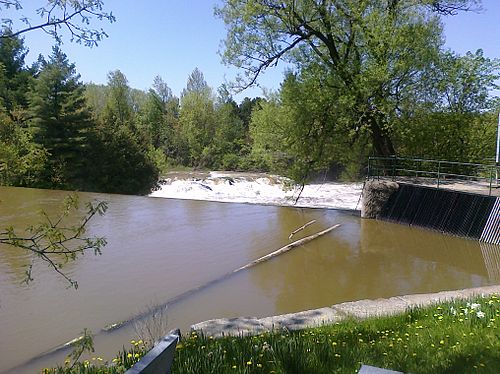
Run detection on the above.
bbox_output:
[173,291,500,373]
[150,171,363,210]
[191,284,500,337]
[44,287,500,373]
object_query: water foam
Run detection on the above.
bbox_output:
[149,171,363,210]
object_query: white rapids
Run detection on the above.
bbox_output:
[149,171,363,210]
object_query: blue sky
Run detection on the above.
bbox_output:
[13,0,500,102]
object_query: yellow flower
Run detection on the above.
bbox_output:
[127,353,132,358]
[232,365,237,369]
[257,363,262,368]
[246,360,252,365]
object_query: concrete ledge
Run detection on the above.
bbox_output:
[191,285,500,338]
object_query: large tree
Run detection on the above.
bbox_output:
[29,45,93,188]
[216,0,480,169]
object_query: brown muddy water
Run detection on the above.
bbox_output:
[0,186,498,373]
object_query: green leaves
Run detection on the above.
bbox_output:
[0,1,115,47]
[0,194,108,288]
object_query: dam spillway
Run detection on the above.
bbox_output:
[368,182,500,245]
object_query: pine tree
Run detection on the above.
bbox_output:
[29,46,93,188]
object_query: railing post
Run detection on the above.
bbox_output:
[489,166,493,196]
[437,161,441,188]
[391,156,396,181]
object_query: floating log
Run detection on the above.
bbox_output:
[234,224,341,272]
[289,220,316,240]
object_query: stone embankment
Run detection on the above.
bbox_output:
[191,285,500,337]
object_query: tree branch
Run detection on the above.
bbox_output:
[0,195,108,288]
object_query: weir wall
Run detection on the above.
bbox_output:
[364,181,500,245]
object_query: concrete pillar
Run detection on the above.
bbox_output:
[361,180,399,219]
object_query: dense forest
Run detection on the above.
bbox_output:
[1,1,499,195]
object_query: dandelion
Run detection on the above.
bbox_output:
[247,360,252,365]
[232,365,237,369]
[127,353,132,359]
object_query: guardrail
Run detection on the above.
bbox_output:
[367,156,500,196]
[125,329,180,374]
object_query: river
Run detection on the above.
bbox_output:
[0,176,497,373]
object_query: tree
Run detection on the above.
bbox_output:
[102,69,133,128]
[0,31,33,114]
[216,0,480,179]
[0,0,115,47]
[85,125,160,195]
[394,49,499,162]
[182,67,210,97]
[29,45,93,188]
[0,109,48,186]
[179,68,216,166]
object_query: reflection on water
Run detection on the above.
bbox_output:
[0,186,498,373]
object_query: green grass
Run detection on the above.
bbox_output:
[43,339,149,374]
[45,294,499,373]
[172,295,500,374]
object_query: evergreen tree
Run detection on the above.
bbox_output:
[0,29,32,114]
[29,46,93,188]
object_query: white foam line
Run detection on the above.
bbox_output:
[150,173,363,210]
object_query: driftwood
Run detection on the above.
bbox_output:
[234,224,341,272]
[289,220,316,240]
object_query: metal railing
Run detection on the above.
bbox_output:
[367,156,500,196]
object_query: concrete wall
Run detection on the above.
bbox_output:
[362,181,500,245]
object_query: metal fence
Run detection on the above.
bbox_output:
[367,156,500,196]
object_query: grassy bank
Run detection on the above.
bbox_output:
[46,294,499,373]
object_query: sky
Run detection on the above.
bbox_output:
[8,0,500,103]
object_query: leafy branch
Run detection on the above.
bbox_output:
[0,0,115,47]
[0,194,108,289]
